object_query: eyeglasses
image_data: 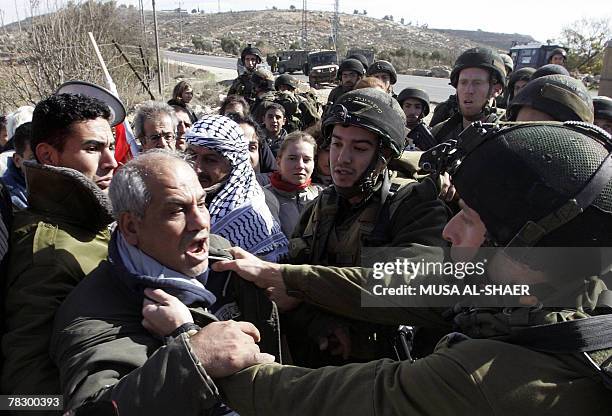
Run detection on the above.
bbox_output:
[144,132,176,144]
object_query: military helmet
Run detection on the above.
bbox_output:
[337,58,365,80]
[274,74,299,91]
[397,88,431,116]
[452,122,612,247]
[367,60,398,85]
[251,68,275,91]
[548,47,567,62]
[499,53,514,75]
[507,67,536,101]
[506,74,593,123]
[531,64,570,80]
[241,45,263,64]
[450,47,507,88]
[322,87,407,158]
[347,54,369,71]
[593,96,612,121]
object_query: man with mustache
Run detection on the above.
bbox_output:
[51,150,280,414]
[431,47,506,144]
[185,115,288,262]
[2,91,120,397]
[326,58,366,108]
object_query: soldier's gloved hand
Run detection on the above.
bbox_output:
[212,246,285,290]
[142,288,193,337]
[190,320,276,378]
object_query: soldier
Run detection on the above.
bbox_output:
[275,74,321,130]
[396,88,436,151]
[366,60,398,96]
[326,58,365,106]
[228,45,264,105]
[547,47,567,66]
[594,96,612,135]
[347,53,369,71]
[506,74,594,123]
[505,67,536,107]
[499,53,514,77]
[212,121,612,416]
[431,47,506,143]
[248,68,277,124]
[216,88,449,365]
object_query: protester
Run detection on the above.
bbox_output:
[133,101,178,152]
[185,115,288,261]
[1,122,32,210]
[168,80,197,122]
[265,131,321,237]
[51,150,278,414]
[2,92,119,396]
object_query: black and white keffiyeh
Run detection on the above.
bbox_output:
[185,115,288,261]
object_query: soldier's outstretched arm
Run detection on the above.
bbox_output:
[217,344,491,416]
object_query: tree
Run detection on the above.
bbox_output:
[400,18,405,25]
[289,41,300,50]
[560,17,611,74]
[289,5,296,11]
[0,0,151,111]
[363,10,367,15]
[191,9,197,13]
[220,37,241,55]
[354,9,359,14]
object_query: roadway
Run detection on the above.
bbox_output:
[164,51,455,103]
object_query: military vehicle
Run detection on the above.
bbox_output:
[509,42,567,70]
[303,50,339,88]
[277,50,309,74]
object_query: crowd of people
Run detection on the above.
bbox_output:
[0,42,611,415]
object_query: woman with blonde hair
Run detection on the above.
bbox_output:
[266,131,321,237]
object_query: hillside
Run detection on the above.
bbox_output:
[431,28,536,51]
[153,9,494,60]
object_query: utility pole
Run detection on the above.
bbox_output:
[301,0,308,48]
[152,0,163,96]
[218,0,220,13]
[179,0,183,44]
[138,0,146,41]
[333,0,339,50]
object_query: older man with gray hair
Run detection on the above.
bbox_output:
[133,101,178,151]
[50,149,279,415]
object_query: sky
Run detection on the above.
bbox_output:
[1,0,611,43]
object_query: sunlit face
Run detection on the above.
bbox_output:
[329,124,378,188]
[37,118,118,192]
[175,110,192,151]
[240,122,260,170]
[515,105,556,122]
[372,72,392,92]
[187,145,232,189]
[277,139,315,186]
[141,114,176,151]
[264,108,286,136]
[244,54,258,71]
[181,87,193,104]
[456,67,498,119]
[341,71,360,89]
[123,161,210,277]
[442,199,487,262]
[402,98,424,126]
[550,54,565,66]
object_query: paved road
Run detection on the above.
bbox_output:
[164,51,455,103]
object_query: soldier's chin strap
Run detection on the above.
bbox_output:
[334,143,389,201]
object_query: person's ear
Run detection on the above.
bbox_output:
[118,212,141,246]
[35,143,60,166]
